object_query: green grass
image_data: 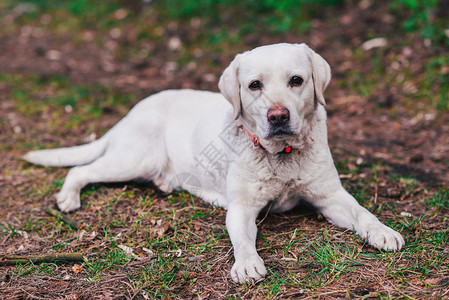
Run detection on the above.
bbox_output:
[338,47,449,113]
[302,233,361,287]
[0,72,136,152]
[3,157,448,298]
[1,73,135,117]
[2,0,123,30]
[4,0,341,36]
[424,55,449,111]
[389,0,448,46]
[425,187,449,209]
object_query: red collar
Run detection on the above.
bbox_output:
[241,125,293,154]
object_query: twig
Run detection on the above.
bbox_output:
[374,182,378,204]
[46,207,82,230]
[303,289,348,299]
[0,252,84,265]
[257,202,273,226]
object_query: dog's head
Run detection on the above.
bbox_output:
[219,43,331,153]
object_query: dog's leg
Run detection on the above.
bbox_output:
[316,187,405,251]
[56,153,155,212]
[226,203,267,284]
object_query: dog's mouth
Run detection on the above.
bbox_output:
[266,125,295,139]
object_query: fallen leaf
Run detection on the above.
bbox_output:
[65,293,80,300]
[78,230,87,242]
[142,247,154,258]
[194,221,201,231]
[118,244,139,259]
[150,224,170,238]
[71,264,82,274]
[16,230,29,239]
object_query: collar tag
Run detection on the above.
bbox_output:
[252,135,261,147]
[243,125,293,154]
[283,146,292,153]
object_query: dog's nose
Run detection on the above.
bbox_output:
[267,106,290,126]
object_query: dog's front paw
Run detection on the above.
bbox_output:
[56,191,81,212]
[362,223,405,251]
[231,255,267,284]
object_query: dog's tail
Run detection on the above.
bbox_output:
[22,134,109,167]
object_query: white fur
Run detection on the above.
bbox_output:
[23,43,404,284]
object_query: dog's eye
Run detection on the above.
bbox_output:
[249,80,262,90]
[289,76,303,87]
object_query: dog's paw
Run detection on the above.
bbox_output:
[231,255,267,284]
[362,223,405,251]
[56,191,81,212]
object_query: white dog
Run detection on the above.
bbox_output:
[23,43,404,284]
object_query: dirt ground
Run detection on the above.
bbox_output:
[1,1,448,299]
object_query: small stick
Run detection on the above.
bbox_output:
[257,202,273,226]
[46,207,82,230]
[0,253,84,265]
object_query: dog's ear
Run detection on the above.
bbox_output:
[300,44,331,106]
[219,54,242,120]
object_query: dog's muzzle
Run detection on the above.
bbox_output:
[267,106,294,138]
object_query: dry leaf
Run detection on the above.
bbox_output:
[142,247,154,258]
[194,222,201,231]
[71,264,82,274]
[65,293,80,300]
[78,230,87,242]
[118,244,139,259]
[150,224,170,238]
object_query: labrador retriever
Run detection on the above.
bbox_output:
[23,43,405,284]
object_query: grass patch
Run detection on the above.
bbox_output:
[1,73,135,117]
[425,187,449,209]
[389,0,449,46]
[302,233,362,288]
[152,0,343,34]
[2,163,448,298]
[0,72,136,151]
[424,55,449,111]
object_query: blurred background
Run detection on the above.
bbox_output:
[1,0,448,97]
